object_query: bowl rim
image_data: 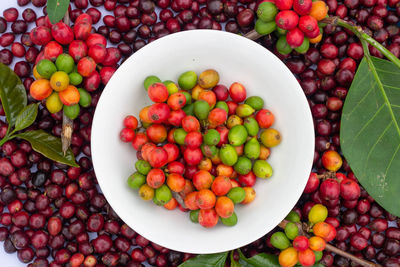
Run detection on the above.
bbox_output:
[91,29,315,254]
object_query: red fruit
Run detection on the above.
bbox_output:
[47,217,62,236]
[148,148,168,168]
[74,21,92,40]
[146,124,167,143]
[168,110,186,126]
[320,178,340,200]
[340,178,361,200]
[167,92,186,110]
[120,128,135,142]
[86,33,107,47]
[88,44,106,64]
[286,28,304,48]
[44,41,63,61]
[275,0,294,9]
[293,236,309,251]
[131,133,148,150]
[163,143,180,162]
[141,143,156,161]
[298,248,315,267]
[84,71,101,92]
[304,172,319,193]
[321,150,342,171]
[182,116,200,132]
[148,83,169,103]
[227,101,238,115]
[146,168,166,189]
[229,82,247,103]
[51,22,74,45]
[148,103,170,123]
[124,116,138,129]
[102,47,121,67]
[69,40,88,62]
[167,161,185,175]
[30,26,52,46]
[211,176,232,196]
[184,148,203,166]
[216,125,229,147]
[198,208,219,228]
[100,67,116,85]
[184,132,203,148]
[275,10,299,30]
[70,253,85,267]
[255,109,275,128]
[77,57,96,77]
[238,171,257,187]
[208,108,228,126]
[298,16,319,37]
[212,85,229,101]
[293,0,312,14]
[76,14,93,24]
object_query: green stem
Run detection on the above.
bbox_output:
[0,135,9,147]
[322,17,400,69]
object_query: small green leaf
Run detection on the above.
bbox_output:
[47,0,71,24]
[238,250,280,267]
[341,56,400,217]
[13,130,79,167]
[0,63,27,127]
[14,104,39,132]
[178,252,228,267]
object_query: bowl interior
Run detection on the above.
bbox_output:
[91,30,314,254]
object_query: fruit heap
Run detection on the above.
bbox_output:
[272,204,336,267]
[120,69,282,228]
[29,13,119,119]
[255,0,328,54]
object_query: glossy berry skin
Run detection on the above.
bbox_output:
[319,178,340,200]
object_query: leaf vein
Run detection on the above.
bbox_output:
[384,143,400,179]
[346,84,374,117]
[352,104,385,141]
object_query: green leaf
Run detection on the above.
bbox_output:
[178,252,228,267]
[13,130,79,167]
[0,63,27,127]
[341,56,400,217]
[47,0,71,24]
[230,250,241,267]
[14,104,38,132]
[238,250,280,267]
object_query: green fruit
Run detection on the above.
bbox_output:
[285,210,301,223]
[155,184,172,205]
[204,129,220,146]
[227,187,246,204]
[256,2,278,22]
[181,91,192,104]
[36,59,57,79]
[178,71,197,90]
[255,20,277,35]
[294,38,310,54]
[215,101,229,113]
[245,96,264,111]
[142,122,151,128]
[144,75,161,90]
[253,160,273,178]
[284,222,299,240]
[78,88,91,108]
[219,144,238,166]
[314,251,323,262]
[234,156,252,175]
[135,160,151,175]
[173,128,187,145]
[221,212,238,226]
[166,83,179,95]
[276,27,287,36]
[190,210,199,223]
[270,232,290,250]
[69,72,83,86]
[276,36,293,55]
[243,117,260,136]
[236,104,255,118]
[308,204,328,224]
[201,144,218,158]
[182,103,194,115]
[45,92,63,114]
[63,104,80,120]
[153,196,163,206]
[193,100,210,120]
[55,54,75,73]
[163,80,174,86]
[244,137,261,160]
[228,125,248,146]
[127,172,146,189]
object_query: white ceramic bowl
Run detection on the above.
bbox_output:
[91,30,314,254]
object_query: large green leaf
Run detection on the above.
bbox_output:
[0,63,27,127]
[47,0,71,24]
[238,250,280,267]
[13,130,79,167]
[178,252,228,267]
[341,56,400,217]
[14,104,38,132]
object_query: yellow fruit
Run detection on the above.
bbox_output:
[33,66,43,80]
[279,247,298,267]
[139,184,154,201]
[30,79,52,101]
[45,92,63,114]
[50,71,70,92]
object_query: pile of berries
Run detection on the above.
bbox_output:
[29,13,119,119]
[255,0,329,54]
[120,69,282,228]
